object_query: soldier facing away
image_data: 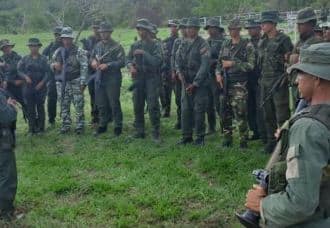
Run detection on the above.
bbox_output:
[245,42,330,228]
[51,27,88,135]
[91,22,125,137]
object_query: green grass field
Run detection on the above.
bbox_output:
[1,28,269,227]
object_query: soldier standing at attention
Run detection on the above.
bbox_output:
[289,7,322,111]
[245,19,267,143]
[0,87,18,221]
[258,11,293,153]
[245,43,330,228]
[171,18,188,130]
[42,26,63,126]
[204,17,225,135]
[160,19,179,118]
[127,19,163,142]
[91,22,125,137]
[176,17,210,146]
[51,27,88,135]
[18,38,50,134]
[215,19,255,148]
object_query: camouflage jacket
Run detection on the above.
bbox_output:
[176,36,210,87]
[207,35,225,77]
[42,40,62,61]
[216,37,255,83]
[162,34,178,74]
[52,45,88,85]
[127,39,163,77]
[292,32,323,55]
[171,37,184,73]
[0,51,22,83]
[17,54,50,86]
[91,39,125,78]
[0,88,17,125]
[258,32,293,80]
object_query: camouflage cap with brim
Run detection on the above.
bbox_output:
[245,19,261,29]
[60,27,75,39]
[98,22,113,33]
[27,38,42,46]
[168,19,180,27]
[287,43,330,81]
[296,7,317,24]
[92,20,102,28]
[53,26,63,34]
[179,18,188,29]
[186,17,201,28]
[260,11,279,23]
[0,39,15,50]
[314,24,323,32]
[136,19,153,33]
[150,24,158,35]
[204,18,224,30]
[228,18,242,29]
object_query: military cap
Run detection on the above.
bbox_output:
[98,22,113,33]
[27,38,42,46]
[314,24,323,32]
[179,18,188,29]
[92,20,102,28]
[296,7,317,24]
[287,43,330,81]
[204,18,224,31]
[0,39,15,50]
[186,17,201,28]
[168,19,180,27]
[228,18,242,29]
[260,11,279,23]
[136,18,153,33]
[245,19,261,29]
[150,23,158,35]
[60,27,75,39]
[53,26,63,34]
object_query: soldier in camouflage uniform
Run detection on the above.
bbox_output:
[216,18,255,148]
[204,17,225,134]
[290,7,322,111]
[259,11,293,153]
[0,87,18,221]
[51,27,88,134]
[91,22,125,137]
[176,17,210,146]
[0,40,26,119]
[127,19,163,142]
[160,20,179,118]
[42,26,62,126]
[171,18,188,130]
[245,19,267,142]
[18,38,50,134]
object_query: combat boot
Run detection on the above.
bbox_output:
[94,126,107,136]
[152,130,161,144]
[194,137,205,146]
[177,137,193,145]
[222,135,233,147]
[114,127,122,137]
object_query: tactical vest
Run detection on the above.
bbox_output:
[268,104,330,221]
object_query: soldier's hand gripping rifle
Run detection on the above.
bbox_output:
[54,48,68,103]
[128,49,144,92]
[87,51,111,89]
[218,56,230,133]
[260,73,287,108]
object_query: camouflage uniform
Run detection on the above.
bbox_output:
[18,38,50,133]
[160,20,179,117]
[259,11,293,152]
[0,88,17,221]
[171,18,188,130]
[91,22,125,136]
[176,18,210,145]
[42,26,62,125]
[216,19,255,148]
[290,7,322,110]
[52,27,88,133]
[204,18,225,133]
[127,19,163,139]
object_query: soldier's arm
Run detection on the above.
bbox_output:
[260,118,329,227]
[215,44,224,75]
[0,92,17,124]
[142,42,162,68]
[175,42,185,76]
[106,45,126,69]
[233,42,255,73]
[193,41,210,87]
[41,56,51,83]
[282,35,294,62]
[17,57,27,80]
[78,48,88,85]
[42,43,52,57]
[171,40,179,72]
[126,44,135,69]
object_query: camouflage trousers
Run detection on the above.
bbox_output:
[222,82,249,143]
[56,78,85,130]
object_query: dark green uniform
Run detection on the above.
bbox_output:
[176,35,210,143]
[217,37,255,146]
[18,51,49,133]
[127,35,163,138]
[92,37,125,135]
[259,31,293,151]
[0,88,17,220]
[42,38,61,125]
